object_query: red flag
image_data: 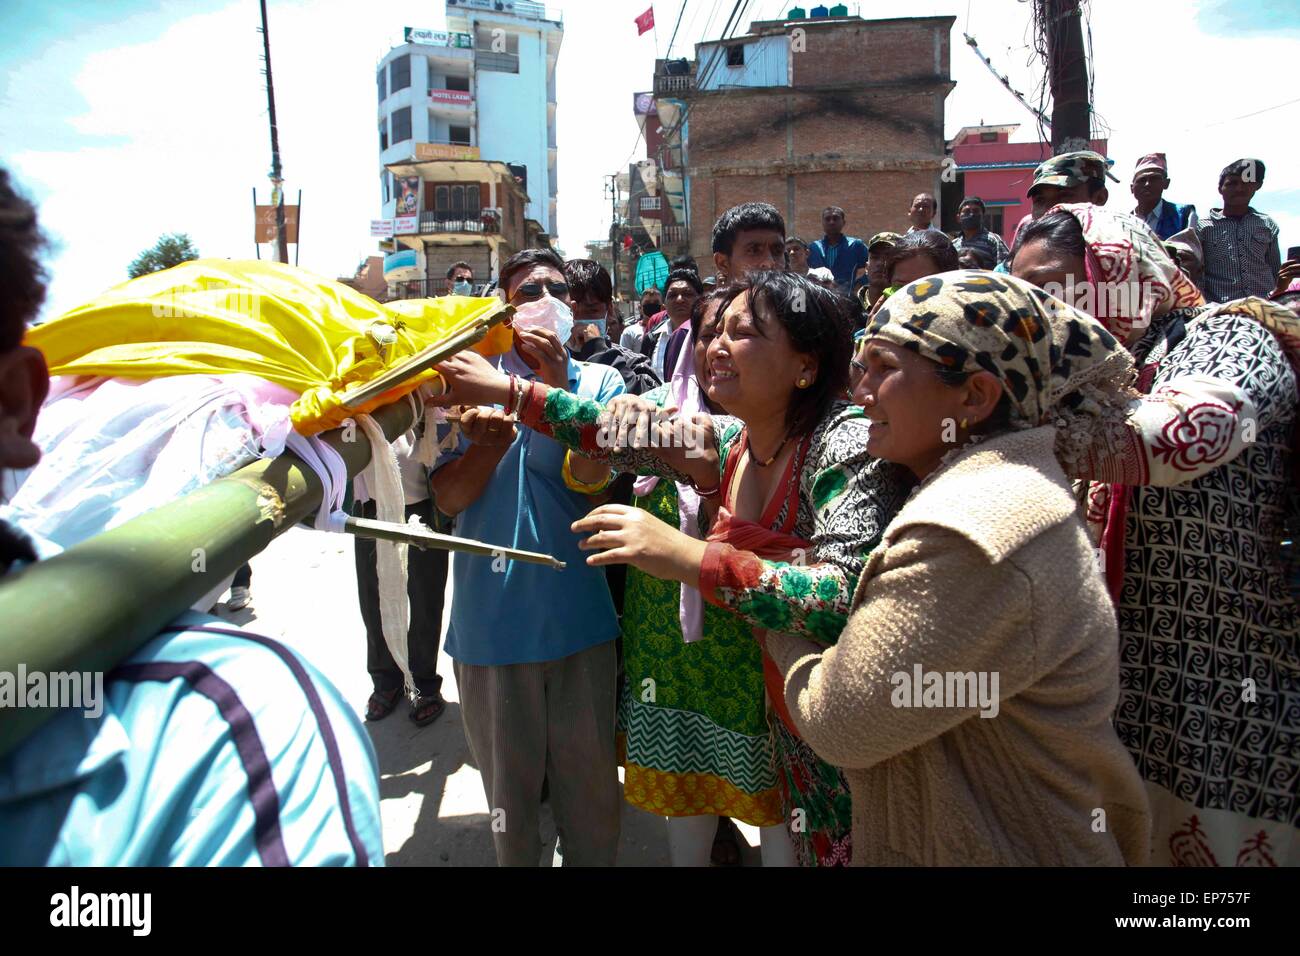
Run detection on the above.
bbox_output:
[635,7,655,36]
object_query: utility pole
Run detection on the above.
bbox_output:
[259,0,289,264]
[1039,0,1091,154]
[606,174,620,299]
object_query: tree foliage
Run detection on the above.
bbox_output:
[128,233,199,278]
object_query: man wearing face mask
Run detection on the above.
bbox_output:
[430,247,627,866]
[951,197,1010,268]
[565,259,661,396]
[619,286,665,355]
[445,261,475,296]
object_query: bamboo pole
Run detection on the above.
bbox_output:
[0,399,419,759]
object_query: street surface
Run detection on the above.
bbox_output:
[215,526,763,866]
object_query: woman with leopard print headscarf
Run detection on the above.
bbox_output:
[765,269,1152,865]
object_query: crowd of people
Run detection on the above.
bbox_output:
[1,143,1297,867]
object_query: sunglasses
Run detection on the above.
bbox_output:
[512,281,569,302]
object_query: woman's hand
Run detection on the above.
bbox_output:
[515,326,570,389]
[596,398,720,486]
[432,349,513,408]
[572,504,709,583]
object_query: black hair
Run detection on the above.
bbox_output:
[564,258,613,304]
[958,196,986,211]
[715,270,853,437]
[957,246,996,271]
[1086,178,1106,197]
[688,288,729,339]
[0,167,46,351]
[1220,158,1266,187]
[445,260,473,280]
[932,364,1013,435]
[641,285,663,300]
[1009,209,1086,265]
[887,230,959,284]
[711,202,786,256]
[785,236,809,250]
[499,247,566,295]
[664,268,703,296]
[822,206,845,219]
[669,254,699,274]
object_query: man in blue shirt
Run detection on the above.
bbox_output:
[806,205,869,294]
[431,248,625,866]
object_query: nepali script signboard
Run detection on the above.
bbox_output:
[405,27,473,48]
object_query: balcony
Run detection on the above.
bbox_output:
[654,74,695,95]
[418,208,502,235]
[662,224,688,244]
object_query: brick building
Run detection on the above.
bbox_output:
[664,13,956,258]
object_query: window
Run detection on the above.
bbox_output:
[445,75,470,92]
[726,44,745,67]
[475,28,519,54]
[377,68,387,103]
[449,124,471,145]
[639,196,661,210]
[433,184,482,214]
[382,172,389,203]
[980,131,998,143]
[379,119,388,152]
[390,106,411,144]
[390,54,410,92]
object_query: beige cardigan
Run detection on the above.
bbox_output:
[766,426,1150,866]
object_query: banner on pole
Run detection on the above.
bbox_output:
[254,205,300,243]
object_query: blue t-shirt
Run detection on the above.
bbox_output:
[435,348,625,666]
[0,612,384,866]
[808,234,870,290]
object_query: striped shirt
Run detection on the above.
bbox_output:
[1195,207,1281,303]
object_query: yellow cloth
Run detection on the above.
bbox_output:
[25,259,511,435]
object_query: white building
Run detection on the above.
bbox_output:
[376,1,562,238]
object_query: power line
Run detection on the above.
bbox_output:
[666,0,690,57]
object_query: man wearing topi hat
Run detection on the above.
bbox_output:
[1131,152,1198,240]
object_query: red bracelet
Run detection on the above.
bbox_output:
[691,479,722,500]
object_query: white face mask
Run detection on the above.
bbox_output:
[511,296,574,345]
[451,279,473,295]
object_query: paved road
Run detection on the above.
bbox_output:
[215,525,762,866]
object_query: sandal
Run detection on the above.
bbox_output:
[711,817,743,867]
[365,686,403,722]
[409,691,446,727]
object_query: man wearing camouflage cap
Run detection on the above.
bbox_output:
[1027,149,1118,219]
[857,231,901,311]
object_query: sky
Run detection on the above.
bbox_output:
[3,0,1299,320]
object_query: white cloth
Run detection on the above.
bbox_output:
[5,374,294,551]
[632,328,707,643]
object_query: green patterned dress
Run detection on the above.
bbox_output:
[618,386,782,826]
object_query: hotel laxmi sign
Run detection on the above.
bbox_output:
[414,142,481,161]
[429,89,473,106]
[405,27,473,48]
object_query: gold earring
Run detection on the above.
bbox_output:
[797,377,809,388]
[960,417,969,429]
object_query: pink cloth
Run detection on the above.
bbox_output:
[633,327,708,642]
